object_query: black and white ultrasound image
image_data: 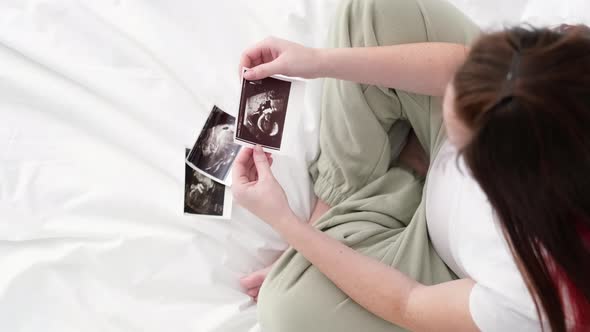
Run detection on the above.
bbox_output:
[187,106,241,182]
[184,149,225,216]
[235,76,292,150]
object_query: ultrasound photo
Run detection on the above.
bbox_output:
[187,106,242,184]
[235,74,292,151]
[184,149,230,218]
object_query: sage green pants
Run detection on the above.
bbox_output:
[258,0,480,331]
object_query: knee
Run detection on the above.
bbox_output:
[257,270,396,332]
[257,284,317,332]
[330,0,429,48]
[257,266,341,332]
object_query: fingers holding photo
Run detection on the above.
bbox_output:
[239,37,279,79]
[239,36,321,81]
[240,37,306,80]
[232,147,274,184]
[252,146,273,180]
[247,151,273,181]
[231,146,291,227]
[233,147,254,185]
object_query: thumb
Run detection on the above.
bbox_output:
[244,60,281,80]
[253,146,273,180]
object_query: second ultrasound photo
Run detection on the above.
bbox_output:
[187,105,242,185]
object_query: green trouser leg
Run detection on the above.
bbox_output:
[258,0,480,331]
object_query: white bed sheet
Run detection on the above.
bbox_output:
[0,1,587,332]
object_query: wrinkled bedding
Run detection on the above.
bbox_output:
[0,1,587,331]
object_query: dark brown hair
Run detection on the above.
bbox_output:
[454,26,590,331]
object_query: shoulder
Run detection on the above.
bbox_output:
[469,283,542,331]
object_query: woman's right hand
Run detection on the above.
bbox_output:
[239,37,321,80]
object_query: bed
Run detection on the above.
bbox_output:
[1,1,588,331]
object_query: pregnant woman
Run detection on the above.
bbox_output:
[233,0,590,331]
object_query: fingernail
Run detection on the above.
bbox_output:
[244,70,253,80]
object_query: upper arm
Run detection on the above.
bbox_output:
[402,278,479,332]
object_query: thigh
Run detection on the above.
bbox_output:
[339,0,480,155]
[310,0,480,208]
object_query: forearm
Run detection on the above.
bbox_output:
[316,43,469,96]
[275,213,420,329]
[274,212,478,331]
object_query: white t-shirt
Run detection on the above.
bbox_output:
[426,141,542,331]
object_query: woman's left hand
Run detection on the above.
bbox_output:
[232,146,293,227]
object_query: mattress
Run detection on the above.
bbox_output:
[0,1,587,331]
